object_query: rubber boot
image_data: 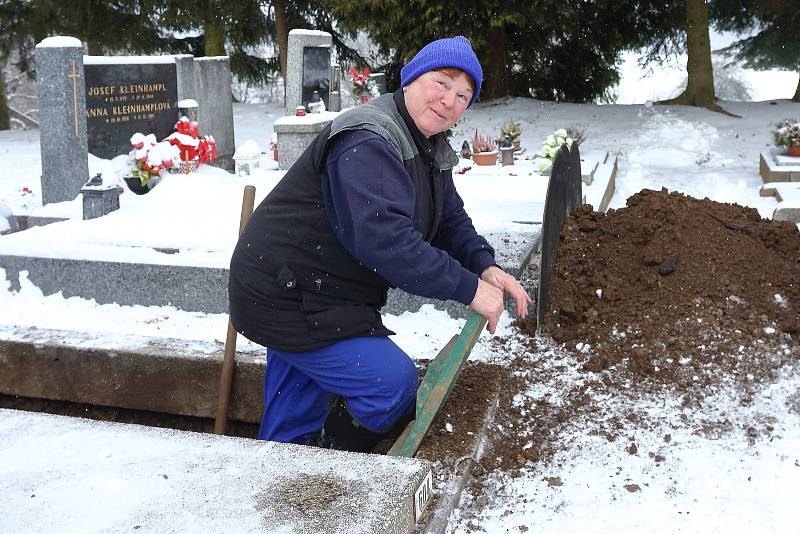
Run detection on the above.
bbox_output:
[317,397,413,453]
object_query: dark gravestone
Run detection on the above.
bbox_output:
[84,62,178,159]
[536,145,572,336]
[301,47,330,110]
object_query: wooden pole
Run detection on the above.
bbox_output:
[213,185,256,435]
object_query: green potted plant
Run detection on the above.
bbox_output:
[773,119,800,157]
[471,129,497,166]
[499,119,522,151]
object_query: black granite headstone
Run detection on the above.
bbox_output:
[301,47,330,110]
[84,62,178,159]
[536,145,572,336]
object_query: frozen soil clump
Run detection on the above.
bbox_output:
[519,188,800,404]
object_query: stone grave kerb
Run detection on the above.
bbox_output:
[35,36,90,205]
[760,148,800,183]
[286,29,332,116]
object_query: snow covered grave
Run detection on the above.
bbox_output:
[759,148,800,183]
[0,143,619,317]
[0,409,432,533]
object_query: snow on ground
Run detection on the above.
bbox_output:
[1,78,799,532]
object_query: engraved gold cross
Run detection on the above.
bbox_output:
[67,61,80,136]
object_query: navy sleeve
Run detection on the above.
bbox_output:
[430,174,496,276]
[321,129,478,305]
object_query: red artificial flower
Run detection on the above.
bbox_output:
[348,66,371,88]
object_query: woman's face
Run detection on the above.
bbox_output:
[403,70,474,138]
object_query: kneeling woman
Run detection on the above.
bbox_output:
[229,36,531,452]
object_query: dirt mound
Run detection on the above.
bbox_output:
[518,188,800,398]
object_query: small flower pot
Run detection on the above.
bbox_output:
[124,176,152,195]
[472,151,498,166]
[513,139,521,151]
[788,144,800,157]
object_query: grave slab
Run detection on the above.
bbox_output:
[0,409,432,534]
[759,149,800,183]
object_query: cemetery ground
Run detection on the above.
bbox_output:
[1,97,799,532]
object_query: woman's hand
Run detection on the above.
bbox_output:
[480,265,532,319]
[469,279,505,334]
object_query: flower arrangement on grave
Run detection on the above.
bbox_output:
[348,66,379,103]
[164,116,218,172]
[128,133,180,188]
[471,129,497,166]
[538,127,585,172]
[773,119,800,157]
[499,119,522,150]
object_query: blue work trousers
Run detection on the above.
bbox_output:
[258,336,418,444]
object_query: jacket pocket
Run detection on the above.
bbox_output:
[275,264,298,291]
[300,291,381,342]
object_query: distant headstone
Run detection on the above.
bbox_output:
[35,36,238,204]
[84,57,178,159]
[35,36,90,205]
[194,57,235,170]
[286,30,333,116]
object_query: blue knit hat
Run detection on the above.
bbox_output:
[400,36,483,107]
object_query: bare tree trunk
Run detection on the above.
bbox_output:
[274,0,289,99]
[794,74,800,102]
[203,18,226,56]
[0,73,9,130]
[658,0,736,115]
[482,26,512,101]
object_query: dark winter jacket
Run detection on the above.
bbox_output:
[228,91,495,351]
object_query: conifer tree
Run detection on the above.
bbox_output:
[712,0,800,102]
[325,0,681,103]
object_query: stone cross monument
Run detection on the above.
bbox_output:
[36,36,90,205]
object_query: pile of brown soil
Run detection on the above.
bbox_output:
[518,188,800,400]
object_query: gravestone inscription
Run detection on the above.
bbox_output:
[84,59,178,159]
